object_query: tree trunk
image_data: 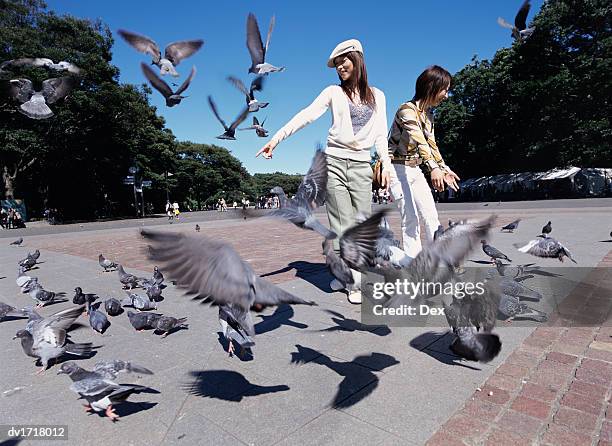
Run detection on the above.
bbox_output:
[2,165,15,200]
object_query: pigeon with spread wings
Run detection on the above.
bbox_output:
[497,0,535,41]
[246,13,285,74]
[208,95,250,140]
[141,63,195,107]
[5,77,75,119]
[118,29,203,77]
[228,75,268,112]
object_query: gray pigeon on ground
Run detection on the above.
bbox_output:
[18,254,36,270]
[57,361,154,421]
[153,266,164,285]
[501,219,521,232]
[117,264,139,289]
[13,306,91,374]
[127,311,163,331]
[153,315,188,338]
[122,292,157,311]
[98,254,118,272]
[481,240,512,263]
[497,292,547,323]
[208,95,250,140]
[87,301,110,334]
[5,77,76,119]
[541,221,552,235]
[104,298,123,316]
[228,75,268,112]
[28,249,40,260]
[515,236,577,263]
[219,304,255,357]
[498,276,542,301]
[23,280,56,308]
[73,287,97,306]
[246,13,285,74]
[140,230,316,336]
[492,259,539,279]
[10,237,23,246]
[497,0,535,41]
[117,29,203,77]
[0,302,27,321]
[141,62,196,107]
[143,282,163,302]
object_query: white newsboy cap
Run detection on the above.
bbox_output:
[327,39,363,68]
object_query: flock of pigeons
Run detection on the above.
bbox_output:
[0,148,592,421]
[1,11,280,139]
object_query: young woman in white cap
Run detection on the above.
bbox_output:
[387,65,460,257]
[256,38,393,304]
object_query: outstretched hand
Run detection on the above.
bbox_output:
[256,140,278,159]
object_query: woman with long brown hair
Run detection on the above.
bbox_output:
[256,39,392,304]
[388,65,460,257]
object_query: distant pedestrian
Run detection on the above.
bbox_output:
[172,201,180,220]
[166,200,173,221]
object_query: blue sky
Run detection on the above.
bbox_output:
[46,0,543,175]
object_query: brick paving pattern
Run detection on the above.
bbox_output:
[427,250,612,446]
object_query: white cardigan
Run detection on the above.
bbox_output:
[270,85,393,170]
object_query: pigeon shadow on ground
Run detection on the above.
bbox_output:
[290,345,400,408]
[215,333,253,362]
[112,401,158,418]
[313,309,391,336]
[0,315,28,323]
[255,304,309,335]
[260,261,332,292]
[0,438,24,446]
[409,332,483,370]
[184,370,289,402]
[599,240,612,243]
[153,325,189,338]
[468,259,495,265]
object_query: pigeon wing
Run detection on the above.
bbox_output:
[207,96,228,130]
[246,13,265,66]
[296,149,328,207]
[515,0,531,30]
[141,62,173,98]
[227,76,250,97]
[41,76,75,104]
[340,210,388,270]
[264,15,276,57]
[228,106,250,131]
[497,17,515,30]
[6,79,34,103]
[141,229,253,307]
[175,65,196,95]
[118,29,161,63]
[164,39,204,66]
[253,275,316,308]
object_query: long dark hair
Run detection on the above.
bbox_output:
[336,51,375,108]
[414,65,451,109]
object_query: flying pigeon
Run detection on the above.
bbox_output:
[153,315,188,338]
[246,13,285,74]
[9,237,23,246]
[104,298,123,316]
[515,236,577,263]
[481,240,512,263]
[57,361,154,421]
[239,116,269,137]
[98,254,118,272]
[541,221,552,235]
[13,306,91,374]
[127,311,162,331]
[323,210,389,287]
[117,29,203,77]
[497,0,535,41]
[501,219,521,232]
[5,77,76,119]
[268,149,332,237]
[117,264,139,289]
[443,282,502,362]
[219,303,255,357]
[207,95,250,140]
[0,57,82,75]
[140,229,317,338]
[228,75,268,112]
[92,360,153,379]
[141,62,196,107]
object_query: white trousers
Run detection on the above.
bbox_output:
[390,164,441,258]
